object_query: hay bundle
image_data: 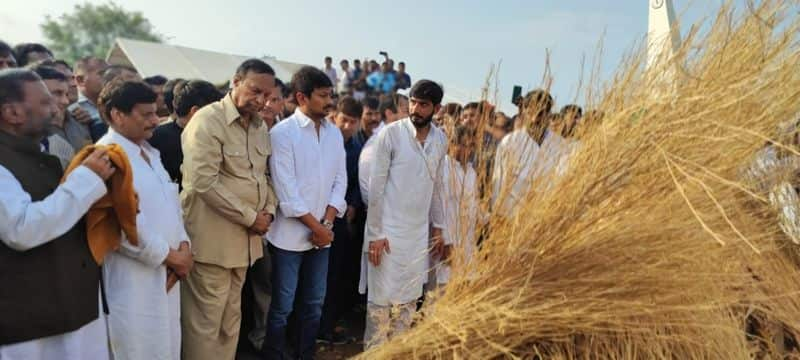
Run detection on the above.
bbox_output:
[360,1,800,358]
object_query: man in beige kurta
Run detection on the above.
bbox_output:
[180,59,278,360]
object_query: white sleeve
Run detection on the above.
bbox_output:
[270,126,311,218]
[117,210,170,268]
[0,165,107,251]
[429,145,446,232]
[328,135,348,217]
[364,130,392,244]
[358,140,374,206]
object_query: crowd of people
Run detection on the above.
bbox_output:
[0,40,600,360]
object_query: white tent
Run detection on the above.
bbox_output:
[106,38,308,85]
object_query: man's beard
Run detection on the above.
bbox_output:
[411,113,433,129]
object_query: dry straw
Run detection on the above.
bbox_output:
[359,1,800,359]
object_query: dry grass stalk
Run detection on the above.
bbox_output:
[359,1,800,359]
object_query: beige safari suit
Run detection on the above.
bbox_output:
[180,93,277,360]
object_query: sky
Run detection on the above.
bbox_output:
[1,0,736,113]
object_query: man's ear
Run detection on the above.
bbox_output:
[433,104,442,115]
[187,105,200,120]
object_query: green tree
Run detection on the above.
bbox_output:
[40,2,162,64]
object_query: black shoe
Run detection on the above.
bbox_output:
[316,331,349,345]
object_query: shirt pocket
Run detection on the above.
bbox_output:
[253,142,270,175]
[222,144,251,174]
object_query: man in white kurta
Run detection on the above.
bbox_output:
[360,80,447,348]
[429,129,482,288]
[0,68,114,360]
[491,89,555,218]
[96,80,192,360]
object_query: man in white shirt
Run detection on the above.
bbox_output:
[0,68,114,360]
[323,56,338,93]
[263,66,347,360]
[96,80,193,360]
[358,94,408,205]
[338,59,353,94]
[491,89,554,218]
[360,80,448,348]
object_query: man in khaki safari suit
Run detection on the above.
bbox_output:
[180,59,278,360]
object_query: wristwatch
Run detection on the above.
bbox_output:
[321,219,334,230]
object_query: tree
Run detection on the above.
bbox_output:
[40,2,162,64]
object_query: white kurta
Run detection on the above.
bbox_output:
[430,156,480,285]
[0,164,109,360]
[97,129,189,360]
[534,133,580,188]
[491,129,540,217]
[358,134,377,206]
[359,118,447,306]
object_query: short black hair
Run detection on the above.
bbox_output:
[337,96,363,118]
[291,66,333,99]
[28,64,68,82]
[340,59,348,65]
[409,80,444,105]
[451,125,473,146]
[274,78,286,95]
[463,102,480,111]
[75,56,106,75]
[325,56,332,62]
[442,102,462,118]
[398,61,406,67]
[0,40,13,58]
[235,59,275,79]
[280,79,292,98]
[361,96,379,111]
[522,89,553,115]
[97,80,157,123]
[12,43,52,67]
[0,68,42,107]
[378,96,397,115]
[53,59,71,71]
[144,75,168,86]
[561,104,583,117]
[101,64,138,85]
[163,78,186,114]
[174,80,223,117]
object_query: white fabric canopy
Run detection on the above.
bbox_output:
[106,38,307,85]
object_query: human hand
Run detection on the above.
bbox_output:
[82,148,115,180]
[368,239,390,266]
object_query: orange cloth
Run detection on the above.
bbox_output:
[62,144,139,264]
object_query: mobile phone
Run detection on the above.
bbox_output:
[379,51,388,57]
[511,85,523,105]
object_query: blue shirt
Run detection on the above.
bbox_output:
[344,135,364,210]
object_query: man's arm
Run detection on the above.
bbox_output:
[0,165,107,251]
[358,141,374,207]
[182,118,258,228]
[269,126,311,220]
[117,211,170,268]
[327,137,348,221]
[364,129,393,246]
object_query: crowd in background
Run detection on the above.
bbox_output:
[0,39,603,360]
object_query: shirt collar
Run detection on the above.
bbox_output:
[107,128,157,159]
[400,117,440,139]
[221,93,244,125]
[293,108,332,129]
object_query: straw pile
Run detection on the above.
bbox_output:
[359,1,800,359]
